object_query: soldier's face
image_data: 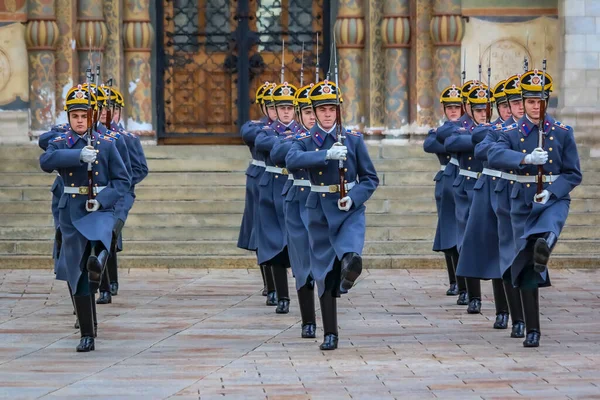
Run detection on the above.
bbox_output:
[276,105,295,124]
[509,100,524,119]
[497,102,512,121]
[69,110,88,135]
[464,102,473,118]
[300,107,316,129]
[112,108,121,123]
[99,107,108,125]
[315,105,337,130]
[267,105,278,121]
[472,108,487,124]
[444,105,462,121]
[524,98,542,120]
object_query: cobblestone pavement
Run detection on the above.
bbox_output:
[0,268,599,400]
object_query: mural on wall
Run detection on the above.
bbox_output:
[0,22,29,108]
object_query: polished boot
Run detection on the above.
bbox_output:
[74,319,79,329]
[466,278,481,314]
[533,232,557,273]
[87,248,109,285]
[492,279,509,329]
[504,282,525,338]
[68,284,76,316]
[90,293,98,338]
[297,284,316,338]
[264,265,277,306]
[467,298,482,314]
[73,295,95,352]
[107,251,119,296]
[260,264,268,296]
[272,266,290,314]
[266,291,277,306]
[319,290,338,350]
[110,282,119,296]
[457,291,469,306]
[444,251,458,295]
[340,252,362,291]
[521,288,541,347]
[96,291,112,304]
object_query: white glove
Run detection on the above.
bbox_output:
[534,190,551,205]
[86,199,100,212]
[80,146,97,163]
[338,196,353,211]
[524,148,548,165]
[326,145,348,161]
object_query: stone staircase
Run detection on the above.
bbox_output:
[0,142,599,269]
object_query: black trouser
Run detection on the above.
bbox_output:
[271,266,289,301]
[448,247,467,293]
[492,278,509,315]
[74,267,95,337]
[297,280,316,326]
[262,264,275,293]
[465,277,481,300]
[319,289,337,336]
[99,219,124,292]
[504,281,524,325]
[521,287,540,333]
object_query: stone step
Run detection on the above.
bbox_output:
[0,254,598,270]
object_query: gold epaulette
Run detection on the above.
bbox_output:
[346,130,362,137]
[554,121,571,131]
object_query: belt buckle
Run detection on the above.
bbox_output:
[281,168,289,175]
[78,187,88,195]
[477,172,482,179]
[328,184,339,193]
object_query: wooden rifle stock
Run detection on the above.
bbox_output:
[336,104,346,202]
[536,100,547,197]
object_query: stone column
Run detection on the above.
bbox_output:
[556,0,600,143]
[381,0,411,133]
[430,0,464,124]
[410,0,435,130]
[364,0,385,134]
[75,0,107,83]
[26,0,60,136]
[334,0,365,129]
[123,0,154,136]
[103,0,124,88]
[54,0,77,123]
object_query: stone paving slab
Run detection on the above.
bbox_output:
[0,268,599,399]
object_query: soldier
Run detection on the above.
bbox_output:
[255,82,303,314]
[270,84,316,338]
[39,84,130,352]
[444,84,492,315]
[96,85,148,303]
[423,85,464,297]
[503,75,525,126]
[488,70,582,347]
[459,80,479,130]
[286,80,379,350]
[471,77,525,338]
[239,82,277,303]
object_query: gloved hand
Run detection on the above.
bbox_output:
[534,190,551,204]
[80,146,97,163]
[326,144,348,161]
[524,148,548,165]
[338,196,353,211]
[86,199,100,212]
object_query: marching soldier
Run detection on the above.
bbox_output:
[488,70,582,347]
[270,84,317,338]
[255,82,303,314]
[503,75,525,125]
[286,80,379,350]
[444,84,492,315]
[239,82,277,303]
[39,84,130,352]
[423,85,464,297]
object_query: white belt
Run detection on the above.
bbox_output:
[458,170,480,179]
[251,160,266,168]
[501,172,518,181]
[311,181,356,193]
[482,168,502,178]
[293,180,311,187]
[439,165,446,172]
[64,186,106,195]
[265,166,288,175]
[288,174,294,180]
[449,157,459,166]
[515,175,560,184]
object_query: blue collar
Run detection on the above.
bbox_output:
[66,130,96,148]
[518,115,554,136]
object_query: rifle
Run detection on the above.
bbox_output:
[316,32,320,82]
[524,32,530,72]
[105,78,113,127]
[85,68,95,211]
[300,42,305,87]
[485,47,492,123]
[280,39,285,83]
[536,32,548,199]
[461,49,466,116]
[332,31,346,205]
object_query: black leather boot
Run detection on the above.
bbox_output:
[271,266,290,314]
[87,248,109,285]
[504,282,525,338]
[521,288,541,347]
[457,291,468,305]
[110,282,119,296]
[266,291,277,306]
[73,295,95,352]
[467,298,482,314]
[90,293,98,338]
[68,283,76,316]
[492,279,509,329]
[97,291,112,304]
[533,232,557,273]
[466,278,481,314]
[260,264,268,296]
[340,252,362,291]
[444,251,458,295]
[264,265,277,306]
[297,283,316,338]
[319,291,338,350]
[107,251,119,296]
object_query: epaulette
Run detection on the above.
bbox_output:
[298,134,312,140]
[51,134,66,142]
[294,131,309,139]
[346,130,362,137]
[107,131,122,139]
[554,121,571,131]
[429,128,437,134]
[502,123,518,132]
[493,123,504,131]
[458,127,467,131]
[98,134,115,142]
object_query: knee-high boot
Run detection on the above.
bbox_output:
[504,282,525,338]
[271,266,290,314]
[68,283,79,329]
[264,264,277,306]
[297,283,316,338]
[260,264,268,296]
[319,290,338,350]
[492,279,509,329]
[521,287,540,347]
[444,250,458,296]
[106,251,119,295]
[452,248,468,305]
[466,277,481,314]
[90,293,97,338]
[73,295,95,352]
[533,232,557,273]
[97,266,112,305]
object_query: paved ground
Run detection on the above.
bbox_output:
[0,268,599,400]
